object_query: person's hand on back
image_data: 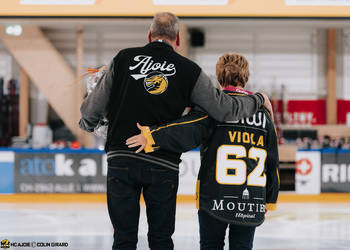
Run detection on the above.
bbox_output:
[126,123,147,153]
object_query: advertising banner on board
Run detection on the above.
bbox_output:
[0,148,202,194]
[8,149,202,194]
[0,151,14,194]
[178,151,201,195]
[295,151,321,194]
[14,152,107,193]
[321,150,350,192]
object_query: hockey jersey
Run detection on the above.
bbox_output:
[142,90,280,226]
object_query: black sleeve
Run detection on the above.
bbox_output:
[143,110,213,153]
[265,115,280,210]
[190,71,265,122]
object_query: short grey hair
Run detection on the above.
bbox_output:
[150,12,180,41]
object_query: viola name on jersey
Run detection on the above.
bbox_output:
[228,131,264,147]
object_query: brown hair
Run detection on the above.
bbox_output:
[216,53,250,88]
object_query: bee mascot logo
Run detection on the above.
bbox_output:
[1,239,10,250]
[143,72,168,95]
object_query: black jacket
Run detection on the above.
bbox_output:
[143,90,279,226]
[79,41,265,170]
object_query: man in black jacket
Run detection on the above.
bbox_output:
[79,12,273,250]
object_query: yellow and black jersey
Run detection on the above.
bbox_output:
[142,90,280,227]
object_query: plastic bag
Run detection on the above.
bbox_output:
[86,66,109,139]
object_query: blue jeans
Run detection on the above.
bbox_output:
[107,158,179,250]
[198,210,256,250]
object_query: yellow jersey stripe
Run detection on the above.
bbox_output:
[227,93,246,96]
[266,203,277,211]
[151,115,209,133]
[196,180,200,210]
[141,126,157,153]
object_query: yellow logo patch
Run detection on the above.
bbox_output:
[144,72,168,95]
[1,239,10,250]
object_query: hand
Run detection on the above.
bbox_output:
[126,123,147,153]
[259,92,274,122]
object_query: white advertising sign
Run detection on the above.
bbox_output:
[153,0,228,5]
[20,0,95,5]
[0,151,14,162]
[178,151,201,195]
[295,151,321,194]
[286,0,350,6]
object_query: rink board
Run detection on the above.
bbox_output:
[1,148,350,194]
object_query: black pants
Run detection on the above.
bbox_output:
[107,158,179,250]
[198,210,256,250]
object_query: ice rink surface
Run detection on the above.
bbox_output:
[1,201,350,250]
